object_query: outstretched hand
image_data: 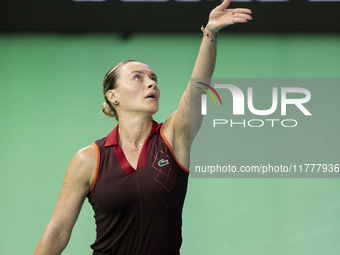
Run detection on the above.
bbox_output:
[206,0,252,35]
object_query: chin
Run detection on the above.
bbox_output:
[148,107,159,116]
[151,109,159,115]
[140,103,159,116]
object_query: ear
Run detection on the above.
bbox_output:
[106,89,119,105]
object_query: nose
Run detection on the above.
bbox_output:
[147,78,157,89]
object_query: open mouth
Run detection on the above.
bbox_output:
[145,92,158,99]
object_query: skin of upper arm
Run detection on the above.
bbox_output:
[45,145,97,240]
[162,80,205,170]
[165,82,202,134]
[162,109,192,170]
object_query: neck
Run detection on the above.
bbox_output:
[117,115,154,147]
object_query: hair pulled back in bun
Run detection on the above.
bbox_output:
[102,60,143,121]
[101,102,116,118]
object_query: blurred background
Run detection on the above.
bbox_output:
[1,0,340,254]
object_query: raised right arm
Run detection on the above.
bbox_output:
[34,145,97,255]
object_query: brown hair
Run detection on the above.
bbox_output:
[102,60,143,121]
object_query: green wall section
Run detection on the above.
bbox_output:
[1,33,339,255]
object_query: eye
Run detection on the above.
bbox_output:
[151,76,157,82]
[134,75,142,81]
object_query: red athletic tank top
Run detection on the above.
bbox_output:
[87,121,190,255]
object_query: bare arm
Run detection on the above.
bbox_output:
[34,145,97,255]
[162,0,252,168]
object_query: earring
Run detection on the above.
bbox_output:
[114,100,118,105]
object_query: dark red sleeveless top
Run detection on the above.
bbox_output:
[87,121,190,255]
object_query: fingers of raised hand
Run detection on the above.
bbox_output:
[230,8,252,15]
[227,9,252,23]
[216,0,232,11]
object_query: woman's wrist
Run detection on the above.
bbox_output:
[201,24,219,42]
[205,23,219,38]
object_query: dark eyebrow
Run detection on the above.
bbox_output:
[129,70,157,78]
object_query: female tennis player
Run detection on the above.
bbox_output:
[34,1,252,254]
